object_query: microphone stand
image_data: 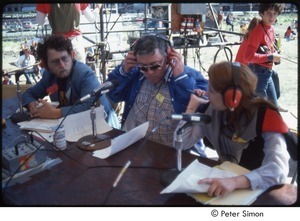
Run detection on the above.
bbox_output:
[161,122,191,187]
[77,97,111,151]
[10,81,31,124]
[175,127,184,171]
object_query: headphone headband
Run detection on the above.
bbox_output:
[223,62,242,111]
[130,33,172,51]
[231,62,241,86]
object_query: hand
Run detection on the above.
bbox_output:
[29,99,62,119]
[27,100,43,116]
[198,175,250,197]
[186,89,209,113]
[198,177,238,197]
[167,47,184,77]
[273,53,282,63]
[122,51,137,73]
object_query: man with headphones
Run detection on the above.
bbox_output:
[106,34,208,147]
[178,61,292,198]
[21,34,119,128]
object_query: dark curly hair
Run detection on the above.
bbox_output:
[259,3,284,15]
[37,34,73,64]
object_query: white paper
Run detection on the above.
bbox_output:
[17,106,112,142]
[62,106,112,142]
[93,122,149,159]
[160,159,237,194]
[18,118,59,133]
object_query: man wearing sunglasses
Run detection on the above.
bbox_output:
[107,34,208,147]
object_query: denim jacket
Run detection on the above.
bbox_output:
[107,64,208,125]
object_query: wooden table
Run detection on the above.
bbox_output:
[2,97,298,206]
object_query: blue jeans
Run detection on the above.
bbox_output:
[248,64,278,106]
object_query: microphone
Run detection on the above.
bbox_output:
[11,81,31,124]
[79,80,119,102]
[167,113,212,124]
[17,81,23,114]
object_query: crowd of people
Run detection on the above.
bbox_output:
[2,3,296,199]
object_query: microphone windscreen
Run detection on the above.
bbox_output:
[11,112,31,124]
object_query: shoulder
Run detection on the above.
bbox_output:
[79,3,89,11]
[260,107,289,133]
[36,4,50,13]
[73,61,93,72]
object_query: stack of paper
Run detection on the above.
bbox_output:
[17,106,112,143]
[161,160,266,205]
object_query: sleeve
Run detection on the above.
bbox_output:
[22,72,51,106]
[29,55,36,66]
[171,66,208,113]
[36,4,49,13]
[175,121,204,150]
[106,65,140,103]
[244,26,272,65]
[14,56,23,68]
[80,3,89,11]
[82,7,97,23]
[244,132,290,190]
[36,4,50,25]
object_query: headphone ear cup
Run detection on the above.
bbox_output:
[223,86,242,110]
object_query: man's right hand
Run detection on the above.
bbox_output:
[122,51,137,73]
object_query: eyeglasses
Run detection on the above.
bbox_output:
[137,59,164,72]
[49,55,71,66]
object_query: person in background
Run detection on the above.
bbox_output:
[179,61,290,197]
[284,26,295,41]
[36,3,101,63]
[2,70,14,85]
[244,3,284,109]
[239,23,247,41]
[235,17,262,64]
[218,11,223,29]
[107,34,208,147]
[226,13,234,31]
[14,48,37,84]
[22,34,120,129]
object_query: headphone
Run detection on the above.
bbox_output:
[223,62,243,111]
[130,33,172,52]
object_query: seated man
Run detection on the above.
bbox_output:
[14,48,38,84]
[22,34,120,128]
[107,34,208,147]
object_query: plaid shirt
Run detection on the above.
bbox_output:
[123,68,178,147]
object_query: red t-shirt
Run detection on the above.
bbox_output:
[235,39,248,65]
[243,23,276,69]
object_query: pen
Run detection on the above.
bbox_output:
[186,89,209,100]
